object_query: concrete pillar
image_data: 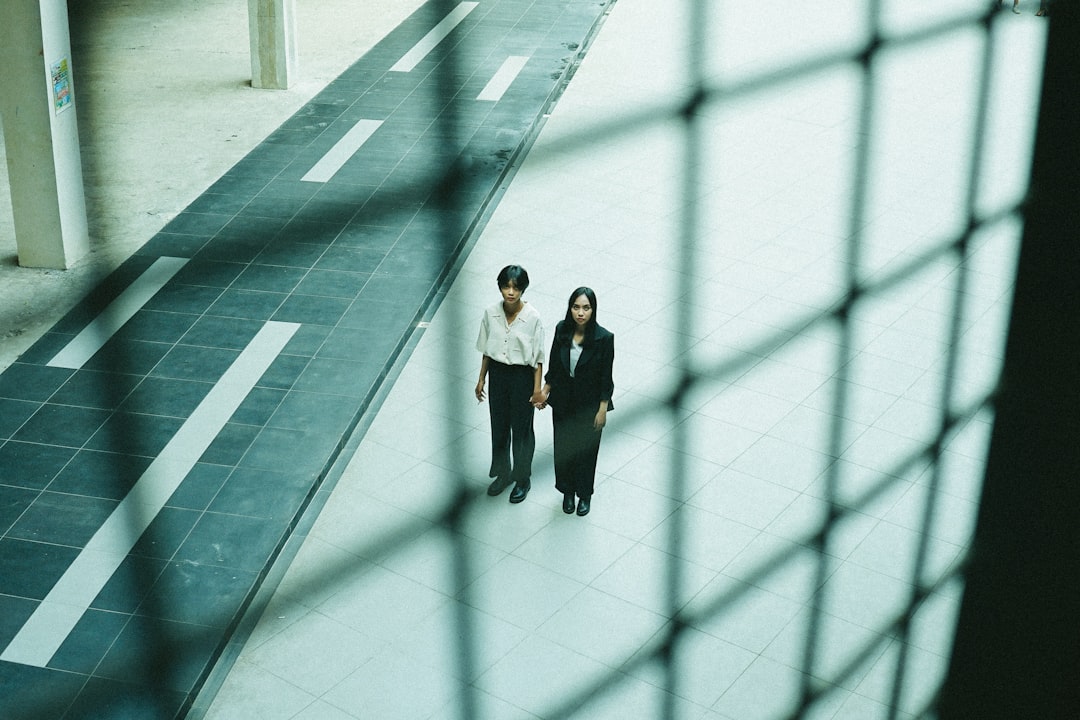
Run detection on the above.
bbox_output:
[0,0,89,269]
[248,0,298,90]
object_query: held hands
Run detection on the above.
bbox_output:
[474,383,548,408]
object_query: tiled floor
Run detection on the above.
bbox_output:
[0,0,613,717]
[199,2,1047,720]
[0,1,1049,719]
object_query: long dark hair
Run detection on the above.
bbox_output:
[559,286,598,343]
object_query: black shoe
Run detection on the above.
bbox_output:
[576,496,591,516]
[562,493,575,514]
[487,476,511,496]
[509,482,530,504]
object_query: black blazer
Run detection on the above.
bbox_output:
[544,321,614,414]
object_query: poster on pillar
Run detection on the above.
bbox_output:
[51,58,73,114]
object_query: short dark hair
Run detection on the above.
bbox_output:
[497,265,530,291]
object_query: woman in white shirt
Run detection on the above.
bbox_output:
[475,265,546,503]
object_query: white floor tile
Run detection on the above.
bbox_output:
[321,646,460,719]
[696,383,796,434]
[832,691,915,720]
[392,600,528,682]
[244,610,382,696]
[688,467,799,531]
[474,634,611,718]
[686,574,803,655]
[242,592,309,651]
[463,554,585,631]
[308,492,433,564]
[735,357,832,406]
[314,563,450,644]
[761,606,891,691]
[429,688,542,720]
[455,496,558,554]
[627,625,758,709]
[766,493,878,561]
[290,699,365,720]
[768,404,867,457]
[660,413,762,468]
[712,654,844,720]
[841,425,927,479]
[592,542,717,619]
[729,435,834,492]
[561,672,712,720]
[583,476,677,542]
[538,586,668,669]
[846,518,965,586]
[855,638,952,716]
[379,523,506,596]
[514,514,636,586]
[723,533,836,603]
[820,562,913,633]
[885,481,979,551]
[643,505,760,574]
[202,659,315,720]
[614,442,722,501]
[367,460,472,523]
[273,536,378,610]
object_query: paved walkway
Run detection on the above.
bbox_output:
[1,0,611,717]
[199,3,1048,720]
[0,1,1049,719]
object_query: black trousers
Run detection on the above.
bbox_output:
[487,361,535,485]
[552,405,603,499]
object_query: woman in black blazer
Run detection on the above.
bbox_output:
[538,287,614,516]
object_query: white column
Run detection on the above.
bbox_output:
[248,0,298,90]
[0,0,89,269]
